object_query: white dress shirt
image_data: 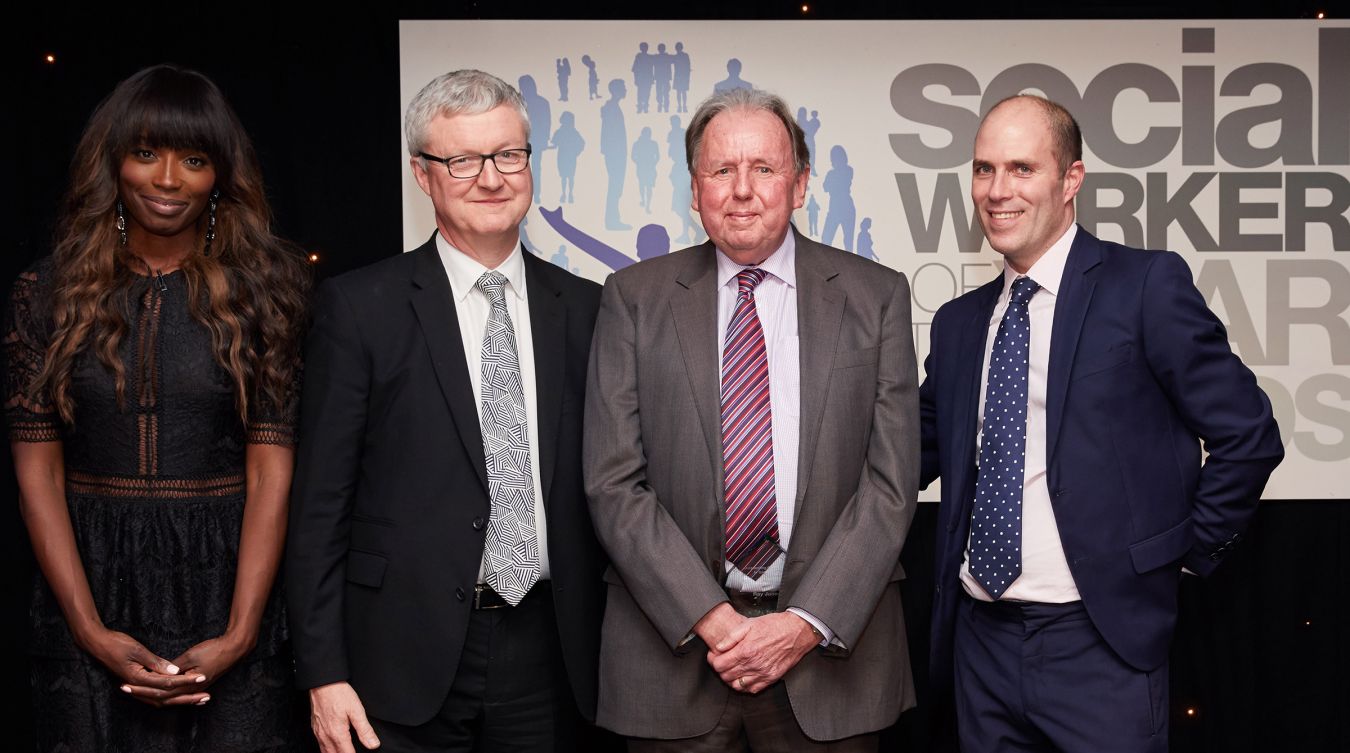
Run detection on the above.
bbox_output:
[435,232,551,581]
[715,232,834,644]
[962,224,1081,604]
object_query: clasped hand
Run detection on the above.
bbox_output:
[695,603,819,695]
[81,627,250,707]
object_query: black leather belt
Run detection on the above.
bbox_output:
[726,590,779,618]
[473,582,549,610]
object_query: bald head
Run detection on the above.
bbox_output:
[983,95,1082,175]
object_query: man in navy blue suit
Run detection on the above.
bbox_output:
[918,95,1283,753]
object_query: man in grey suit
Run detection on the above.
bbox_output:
[584,88,919,751]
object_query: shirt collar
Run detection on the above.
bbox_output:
[715,230,797,290]
[436,231,528,304]
[1002,223,1075,299]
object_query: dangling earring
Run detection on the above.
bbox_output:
[203,188,220,257]
[116,200,128,247]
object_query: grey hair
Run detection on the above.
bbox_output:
[685,88,810,176]
[403,69,529,157]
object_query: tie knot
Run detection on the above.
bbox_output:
[476,271,509,303]
[1009,276,1040,307]
[736,268,769,297]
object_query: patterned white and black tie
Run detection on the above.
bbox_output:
[476,271,539,605]
[969,276,1039,599]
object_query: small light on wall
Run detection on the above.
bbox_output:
[308,253,320,263]
[44,54,56,64]
[1305,619,1312,626]
[1186,708,1197,717]
[801,4,809,12]
[1317,11,1326,19]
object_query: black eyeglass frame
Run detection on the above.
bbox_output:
[418,145,533,179]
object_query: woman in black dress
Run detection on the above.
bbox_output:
[5,65,309,751]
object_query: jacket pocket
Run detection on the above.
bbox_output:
[833,346,879,370]
[345,549,388,588]
[1128,518,1192,574]
[1072,343,1133,380]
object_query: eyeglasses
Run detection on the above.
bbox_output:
[419,146,532,179]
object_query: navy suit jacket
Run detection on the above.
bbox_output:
[919,227,1283,691]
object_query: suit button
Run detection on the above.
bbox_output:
[472,517,485,531]
[455,587,466,601]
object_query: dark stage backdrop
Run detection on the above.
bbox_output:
[11,3,1347,752]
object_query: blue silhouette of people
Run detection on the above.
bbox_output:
[806,194,820,236]
[654,43,674,113]
[713,58,754,94]
[857,218,877,261]
[821,145,856,252]
[632,43,654,114]
[797,107,822,176]
[583,55,599,100]
[632,126,659,214]
[550,244,570,269]
[539,205,670,272]
[556,58,571,102]
[666,115,700,244]
[673,42,691,113]
[518,74,551,204]
[601,78,630,231]
[551,111,585,204]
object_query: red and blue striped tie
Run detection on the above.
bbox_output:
[721,268,781,580]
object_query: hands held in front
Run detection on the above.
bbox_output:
[695,603,820,695]
[77,627,211,707]
[309,681,382,753]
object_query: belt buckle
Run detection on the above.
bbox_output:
[473,584,508,610]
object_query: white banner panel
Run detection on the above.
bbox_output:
[400,20,1350,498]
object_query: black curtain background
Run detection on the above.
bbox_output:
[10,2,1347,751]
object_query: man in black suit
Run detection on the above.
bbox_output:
[286,69,604,753]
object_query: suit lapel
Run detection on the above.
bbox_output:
[669,243,724,489]
[794,234,845,506]
[1046,227,1101,464]
[408,239,490,496]
[525,251,565,508]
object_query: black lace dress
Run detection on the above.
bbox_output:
[4,258,307,753]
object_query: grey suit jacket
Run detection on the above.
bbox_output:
[583,230,919,741]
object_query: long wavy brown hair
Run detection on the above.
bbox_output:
[34,64,310,425]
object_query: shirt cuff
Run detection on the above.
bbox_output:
[786,607,839,648]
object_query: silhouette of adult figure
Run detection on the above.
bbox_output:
[672,42,692,113]
[632,43,654,114]
[806,194,821,236]
[857,217,877,260]
[712,58,754,94]
[632,126,659,213]
[518,74,552,203]
[665,115,699,244]
[797,107,822,176]
[601,78,630,230]
[583,55,600,100]
[539,205,671,272]
[822,145,856,251]
[654,43,674,113]
[552,111,585,204]
[556,57,572,101]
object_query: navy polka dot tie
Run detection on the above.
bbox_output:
[970,276,1039,599]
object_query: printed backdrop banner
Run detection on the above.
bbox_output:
[400,20,1350,499]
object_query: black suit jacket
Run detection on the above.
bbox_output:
[286,237,605,725]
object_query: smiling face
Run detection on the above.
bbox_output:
[971,99,1084,273]
[411,105,532,266]
[118,146,216,254]
[691,108,807,266]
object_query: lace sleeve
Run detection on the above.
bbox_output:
[245,365,300,447]
[4,262,61,442]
